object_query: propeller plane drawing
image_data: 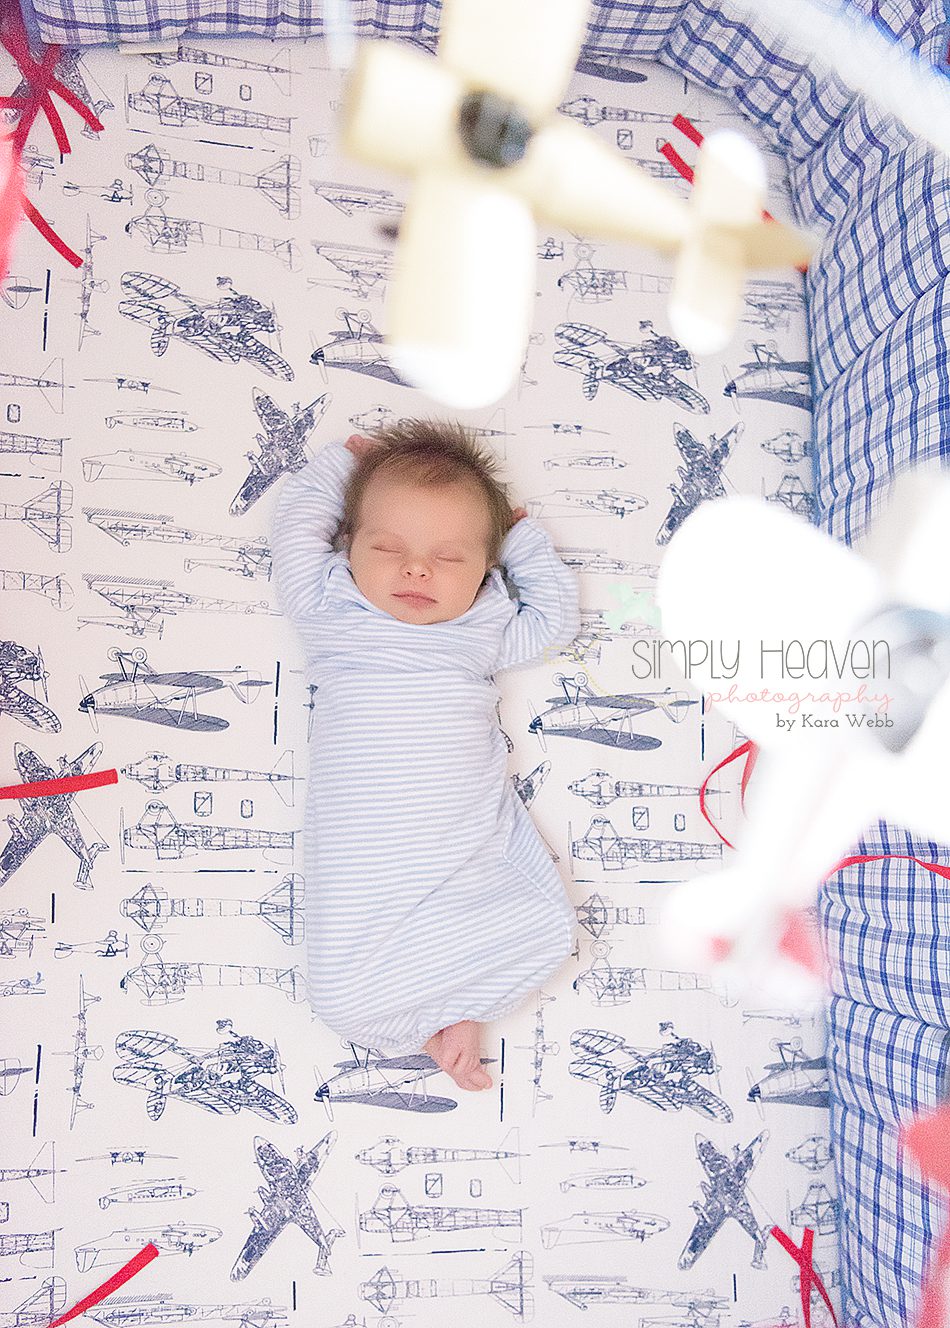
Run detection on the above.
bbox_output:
[79,647,267,732]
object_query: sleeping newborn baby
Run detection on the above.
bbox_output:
[271,417,580,1092]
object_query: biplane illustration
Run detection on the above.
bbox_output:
[79,647,267,732]
[310,309,411,385]
[230,389,329,516]
[0,641,59,732]
[569,1027,733,1120]
[657,423,741,545]
[747,1039,830,1108]
[121,801,294,861]
[314,1044,470,1114]
[529,673,695,752]
[84,509,271,581]
[0,742,109,889]
[678,1132,770,1271]
[231,1134,343,1280]
[119,272,294,380]
[81,573,277,637]
[554,321,710,413]
[724,341,812,411]
[360,1186,522,1242]
[113,1026,296,1124]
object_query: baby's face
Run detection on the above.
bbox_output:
[348,473,493,625]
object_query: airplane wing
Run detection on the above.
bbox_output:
[0,684,59,732]
[0,814,46,884]
[677,1205,725,1270]
[680,1081,734,1123]
[231,1212,286,1281]
[343,1089,456,1112]
[243,338,294,381]
[295,1133,335,1187]
[234,1080,297,1125]
[292,1202,334,1262]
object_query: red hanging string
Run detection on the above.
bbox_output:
[47,1243,159,1328]
[770,1225,840,1328]
[0,767,117,800]
[0,0,104,274]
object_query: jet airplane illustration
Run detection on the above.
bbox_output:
[678,1131,770,1270]
[230,389,329,515]
[231,1134,343,1280]
[0,742,108,888]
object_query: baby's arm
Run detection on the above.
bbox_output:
[494,517,581,671]
[271,436,356,622]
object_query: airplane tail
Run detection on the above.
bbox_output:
[13,1276,66,1321]
[25,482,71,552]
[489,1251,533,1319]
[256,874,301,945]
[28,1141,56,1203]
[269,749,295,806]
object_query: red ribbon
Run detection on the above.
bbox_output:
[658,112,809,273]
[47,1243,159,1328]
[698,736,757,850]
[0,0,104,273]
[0,768,117,800]
[770,1225,840,1328]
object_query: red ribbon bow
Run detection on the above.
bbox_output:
[0,0,104,274]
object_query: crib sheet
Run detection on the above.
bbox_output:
[0,36,830,1326]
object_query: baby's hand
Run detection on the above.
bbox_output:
[344,433,381,458]
[508,505,528,527]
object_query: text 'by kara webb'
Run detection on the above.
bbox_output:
[630,638,893,682]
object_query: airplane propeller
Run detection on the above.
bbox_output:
[339,0,814,408]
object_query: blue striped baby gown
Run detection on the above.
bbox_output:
[271,437,580,1054]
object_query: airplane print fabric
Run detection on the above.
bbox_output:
[0,36,834,1327]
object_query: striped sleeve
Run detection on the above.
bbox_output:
[271,436,356,623]
[494,518,580,672]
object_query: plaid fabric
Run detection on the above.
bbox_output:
[15,1,950,1323]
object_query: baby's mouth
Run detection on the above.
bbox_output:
[393,591,435,605]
